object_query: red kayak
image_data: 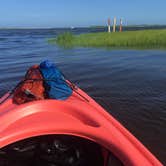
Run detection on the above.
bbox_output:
[0,82,163,166]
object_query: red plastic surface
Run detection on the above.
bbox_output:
[0,87,163,166]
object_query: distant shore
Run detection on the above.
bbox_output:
[49,29,166,49]
[1,25,166,30]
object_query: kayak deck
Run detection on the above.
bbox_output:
[0,86,163,166]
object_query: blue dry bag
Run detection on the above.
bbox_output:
[39,60,72,100]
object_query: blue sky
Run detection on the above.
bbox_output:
[0,0,165,28]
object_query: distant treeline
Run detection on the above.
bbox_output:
[89,25,166,31]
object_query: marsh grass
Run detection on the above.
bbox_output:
[49,29,166,49]
[48,32,74,48]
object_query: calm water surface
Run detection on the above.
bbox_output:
[0,29,166,164]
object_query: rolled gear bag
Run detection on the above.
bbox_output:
[13,65,45,104]
[39,60,72,100]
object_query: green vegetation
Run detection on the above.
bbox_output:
[48,32,74,48]
[49,29,166,49]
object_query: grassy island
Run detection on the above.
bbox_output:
[49,29,166,49]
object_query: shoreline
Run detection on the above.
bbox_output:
[49,29,166,49]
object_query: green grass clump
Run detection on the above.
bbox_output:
[48,32,74,48]
[49,29,166,49]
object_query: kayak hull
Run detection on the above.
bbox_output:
[0,87,163,166]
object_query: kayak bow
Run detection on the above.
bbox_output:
[0,83,163,166]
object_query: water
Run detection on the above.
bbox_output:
[0,29,166,165]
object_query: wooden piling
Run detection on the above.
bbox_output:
[108,18,111,33]
[120,18,123,32]
[113,17,116,32]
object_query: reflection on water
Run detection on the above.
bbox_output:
[0,29,166,164]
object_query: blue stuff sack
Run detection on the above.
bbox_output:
[39,60,72,100]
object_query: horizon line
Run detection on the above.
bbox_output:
[1,24,166,29]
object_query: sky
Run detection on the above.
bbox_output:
[0,0,165,28]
